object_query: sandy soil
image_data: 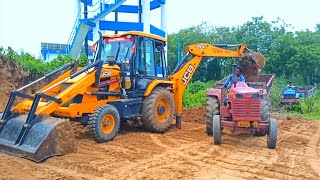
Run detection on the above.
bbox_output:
[0,107,319,180]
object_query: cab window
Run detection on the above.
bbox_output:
[145,40,156,77]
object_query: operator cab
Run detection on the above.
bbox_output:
[92,31,168,97]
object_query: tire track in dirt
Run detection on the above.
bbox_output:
[36,163,105,180]
[277,120,307,143]
[110,139,212,179]
[150,130,284,179]
[306,122,320,177]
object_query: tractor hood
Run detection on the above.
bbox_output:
[230,82,259,94]
[233,87,259,94]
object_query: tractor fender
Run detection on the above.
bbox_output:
[144,80,174,96]
[206,88,222,102]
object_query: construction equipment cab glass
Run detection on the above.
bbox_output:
[98,32,168,93]
[101,36,134,63]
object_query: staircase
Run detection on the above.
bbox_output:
[67,0,127,58]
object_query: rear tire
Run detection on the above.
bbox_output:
[206,96,220,136]
[141,87,175,133]
[88,104,120,143]
[213,115,222,145]
[254,95,269,136]
[267,118,278,149]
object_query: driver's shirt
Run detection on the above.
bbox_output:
[224,74,245,89]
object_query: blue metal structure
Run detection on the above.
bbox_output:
[67,0,127,58]
[41,0,167,60]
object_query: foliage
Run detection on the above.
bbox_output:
[183,81,214,108]
[269,77,287,111]
[0,47,89,77]
[298,90,320,114]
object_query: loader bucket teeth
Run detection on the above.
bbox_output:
[0,115,76,162]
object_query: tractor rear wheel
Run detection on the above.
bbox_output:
[267,118,278,149]
[213,115,222,145]
[88,104,120,143]
[141,87,175,133]
[254,95,269,136]
[206,96,220,136]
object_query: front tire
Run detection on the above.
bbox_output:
[141,87,175,133]
[88,104,120,143]
[267,118,278,149]
[206,96,220,136]
[213,115,222,145]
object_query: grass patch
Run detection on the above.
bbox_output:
[183,80,215,108]
[303,114,320,120]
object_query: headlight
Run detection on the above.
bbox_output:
[236,94,244,98]
[251,94,259,99]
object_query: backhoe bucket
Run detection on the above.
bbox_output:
[0,114,76,162]
[244,52,266,70]
[241,52,266,82]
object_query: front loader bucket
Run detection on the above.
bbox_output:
[0,114,76,162]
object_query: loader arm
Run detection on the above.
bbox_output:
[168,43,252,117]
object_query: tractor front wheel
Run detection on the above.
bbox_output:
[141,87,175,133]
[213,115,222,145]
[88,104,120,143]
[206,96,220,136]
[267,118,278,149]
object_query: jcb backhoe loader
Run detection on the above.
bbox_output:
[0,31,263,162]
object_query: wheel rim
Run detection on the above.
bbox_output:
[155,97,170,122]
[101,114,115,134]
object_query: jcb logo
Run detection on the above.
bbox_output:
[102,71,111,77]
[182,65,195,85]
[198,45,206,49]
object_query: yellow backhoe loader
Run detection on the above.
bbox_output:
[0,31,264,162]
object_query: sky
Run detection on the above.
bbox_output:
[0,0,319,57]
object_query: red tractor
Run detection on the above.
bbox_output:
[206,65,278,149]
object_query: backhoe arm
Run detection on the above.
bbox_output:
[168,43,253,123]
[185,43,250,58]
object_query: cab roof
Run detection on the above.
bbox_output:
[102,31,166,42]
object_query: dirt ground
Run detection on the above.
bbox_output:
[0,107,319,180]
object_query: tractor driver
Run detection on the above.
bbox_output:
[287,82,295,89]
[223,66,246,89]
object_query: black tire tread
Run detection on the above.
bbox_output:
[141,87,175,133]
[213,115,222,145]
[267,118,278,149]
[206,96,220,136]
[88,104,120,143]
